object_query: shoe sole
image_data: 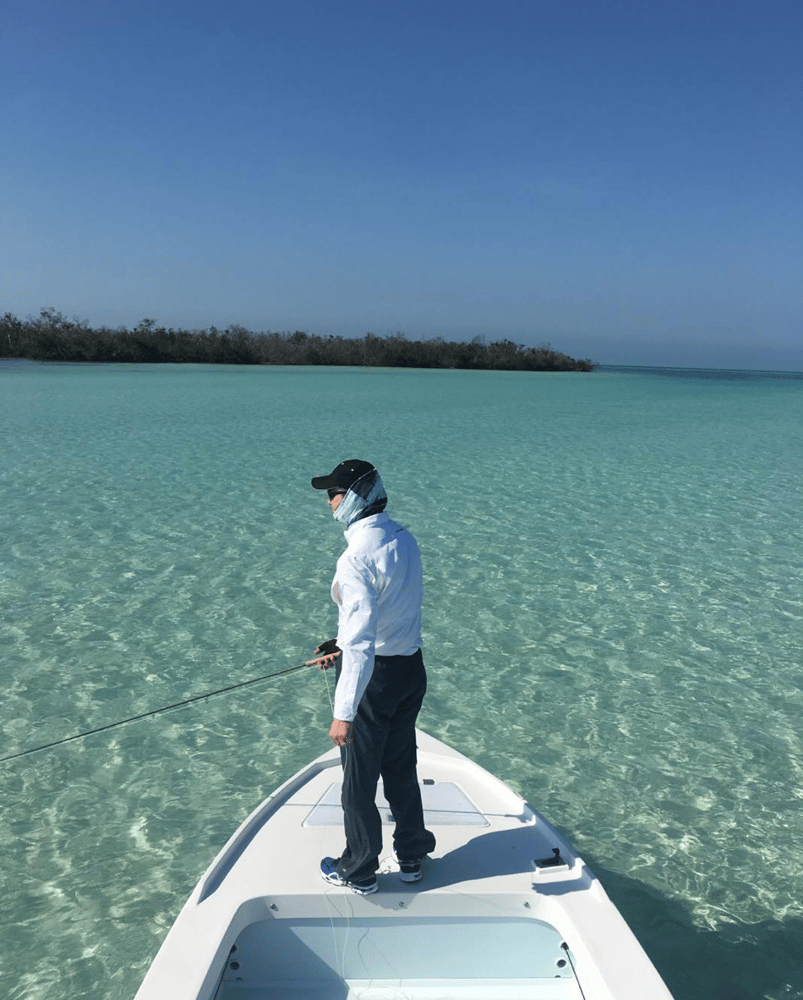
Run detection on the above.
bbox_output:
[398,870,422,882]
[393,852,424,883]
[320,871,378,895]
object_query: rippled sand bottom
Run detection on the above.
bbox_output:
[1,361,801,999]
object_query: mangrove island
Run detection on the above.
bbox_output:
[1,309,595,372]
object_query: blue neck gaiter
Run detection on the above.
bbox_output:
[333,469,388,528]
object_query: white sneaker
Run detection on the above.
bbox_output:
[392,851,423,882]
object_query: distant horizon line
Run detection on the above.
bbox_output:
[3,357,800,377]
[596,363,802,375]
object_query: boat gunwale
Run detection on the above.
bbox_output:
[198,753,342,901]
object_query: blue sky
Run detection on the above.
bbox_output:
[2,0,801,369]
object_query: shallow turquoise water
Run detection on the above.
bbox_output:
[1,360,801,1000]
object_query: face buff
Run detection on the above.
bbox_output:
[333,469,388,528]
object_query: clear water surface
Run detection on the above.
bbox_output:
[1,360,801,1000]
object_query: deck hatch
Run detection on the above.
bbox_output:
[303,781,489,827]
[216,915,575,995]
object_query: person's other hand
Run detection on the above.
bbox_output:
[329,719,351,746]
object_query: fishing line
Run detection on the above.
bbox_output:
[0,658,326,764]
[322,888,353,984]
[322,662,335,715]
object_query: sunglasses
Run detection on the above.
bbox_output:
[327,488,346,501]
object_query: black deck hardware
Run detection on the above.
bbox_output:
[534,847,566,869]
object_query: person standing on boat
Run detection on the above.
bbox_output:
[311,459,436,895]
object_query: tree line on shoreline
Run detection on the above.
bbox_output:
[1,308,596,372]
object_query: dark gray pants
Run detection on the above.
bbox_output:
[336,648,436,882]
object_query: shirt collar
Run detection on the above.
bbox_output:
[344,512,389,540]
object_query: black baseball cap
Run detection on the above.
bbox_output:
[311,459,375,491]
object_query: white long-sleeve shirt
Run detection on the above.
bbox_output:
[332,513,423,721]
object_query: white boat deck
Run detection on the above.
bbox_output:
[136,733,673,1000]
[199,732,583,908]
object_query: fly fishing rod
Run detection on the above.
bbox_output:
[0,656,332,764]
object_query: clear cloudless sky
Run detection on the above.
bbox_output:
[2,0,801,369]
